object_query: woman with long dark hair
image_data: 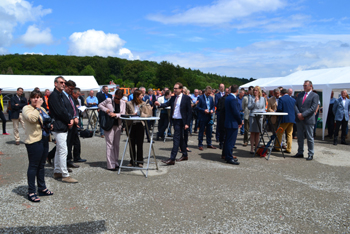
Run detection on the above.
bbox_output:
[125,90,146,167]
[22,90,53,202]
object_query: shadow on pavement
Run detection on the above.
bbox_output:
[0,220,107,233]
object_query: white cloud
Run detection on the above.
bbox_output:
[0,0,51,51]
[19,25,53,47]
[147,35,350,78]
[68,29,138,60]
[147,0,286,26]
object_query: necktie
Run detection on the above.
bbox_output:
[69,96,77,116]
[302,93,307,104]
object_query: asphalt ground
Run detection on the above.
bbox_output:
[0,121,349,233]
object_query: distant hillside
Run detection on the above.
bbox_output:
[0,54,254,91]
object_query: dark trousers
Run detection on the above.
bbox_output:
[67,125,81,162]
[0,111,6,133]
[25,137,48,194]
[218,124,226,148]
[215,113,220,140]
[224,128,238,161]
[198,117,213,147]
[157,113,169,138]
[184,128,189,148]
[170,119,187,160]
[129,123,144,165]
[334,116,348,142]
[326,104,335,137]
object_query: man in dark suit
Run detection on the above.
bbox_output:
[48,76,78,183]
[155,82,192,165]
[326,91,336,139]
[143,88,157,142]
[224,85,243,165]
[275,89,296,153]
[332,90,350,145]
[197,86,216,150]
[214,83,225,142]
[217,88,230,150]
[10,87,27,145]
[293,80,319,160]
[96,85,112,138]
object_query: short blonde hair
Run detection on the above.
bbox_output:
[253,86,262,98]
[183,86,190,95]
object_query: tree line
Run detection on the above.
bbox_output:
[0,54,254,91]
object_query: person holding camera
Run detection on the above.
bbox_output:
[22,90,54,202]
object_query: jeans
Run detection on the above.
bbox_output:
[25,138,47,194]
[240,112,244,134]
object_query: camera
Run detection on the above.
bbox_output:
[42,116,54,133]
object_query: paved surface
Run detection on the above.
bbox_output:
[0,121,349,233]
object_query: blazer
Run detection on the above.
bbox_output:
[332,97,350,121]
[159,94,192,126]
[277,94,296,124]
[125,101,146,126]
[224,94,242,129]
[48,89,73,132]
[98,98,126,126]
[294,91,319,125]
[241,95,250,120]
[214,92,224,108]
[247,96,266,117]
[10,95,27,119]
[96,91,112,105]
[217,94,228,130]
[197,94,215,121]
[22,105,46,144]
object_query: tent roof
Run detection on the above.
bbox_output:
[0,75,100,92]
[240,66,350,91]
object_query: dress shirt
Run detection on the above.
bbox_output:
[86,96,98,107]
[161,98,169,114]
[191,94,199,103]
[172,93,183,119]
[342,98,346,107]
[205,95,210,109]
[63,91,78,118]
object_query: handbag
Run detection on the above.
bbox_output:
[139,100,153,117]
[100,111,114,131]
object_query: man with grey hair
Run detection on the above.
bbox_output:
[332,89,350,145]
[293,80,319,160]
[288,88,293,97]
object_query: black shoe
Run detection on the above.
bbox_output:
[272,148,281,152]
[306,155,313,161]
[341,141,349,145]
[292,154,303,158]
[74,159,87,163]
[227,159,240,165]
[333,140,338,145]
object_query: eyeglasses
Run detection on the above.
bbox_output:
[58,81,65,84]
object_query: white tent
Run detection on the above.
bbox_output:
[240,66,350,140]
[0,75,100,92]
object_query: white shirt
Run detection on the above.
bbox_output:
[342,98,346,107]
[172,93,183,119]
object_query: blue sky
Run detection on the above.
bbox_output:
[1,0,350,78]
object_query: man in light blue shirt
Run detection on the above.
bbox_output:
[86,90,98,107]
[86,90,98,130]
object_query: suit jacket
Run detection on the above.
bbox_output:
[125,101,146,126]
[10,95,28,119]
[242,95,250,120]
[294,91,319,125]
[98,98,126,126]
[214,92,224,108]
[277,94,296,124]
[224,94,242,129]
[48,89,72,132]
[96,91,112,105]
[159,94,192,126]
[197,94,215,121]
[217,94,228,130]
[333,97,350,121]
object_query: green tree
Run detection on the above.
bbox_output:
[80,65,96,76]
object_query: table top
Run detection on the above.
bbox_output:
[120,116,160,121]
[253,112,288,116]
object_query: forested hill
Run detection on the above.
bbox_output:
[0,54,254,91]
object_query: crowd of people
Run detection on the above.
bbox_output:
[1,77,350,203]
